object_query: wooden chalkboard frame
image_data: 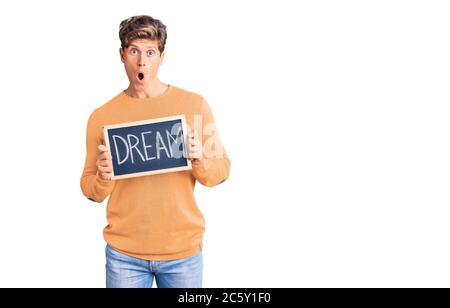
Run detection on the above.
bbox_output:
[103,114,192,180]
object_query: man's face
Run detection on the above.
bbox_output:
[120,39,165,86]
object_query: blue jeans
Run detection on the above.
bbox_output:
[105,244,203,288]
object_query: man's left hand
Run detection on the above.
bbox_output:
[187,129,203,163]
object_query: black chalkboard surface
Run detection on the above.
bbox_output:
[103,115,191,180]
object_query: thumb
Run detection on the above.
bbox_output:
[98,144,108,153]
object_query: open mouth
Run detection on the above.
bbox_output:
[138,72,144,81]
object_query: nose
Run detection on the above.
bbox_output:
[138,55,146,67]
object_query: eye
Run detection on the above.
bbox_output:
[147,50,155,57]
[130,48,138,56]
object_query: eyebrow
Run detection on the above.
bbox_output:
[129,44,157,50]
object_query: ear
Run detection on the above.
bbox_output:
[119,47,125,63]
[159,51,165,65]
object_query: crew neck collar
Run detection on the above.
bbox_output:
[122,84,173,102]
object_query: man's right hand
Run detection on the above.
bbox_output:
[96,144,113,180]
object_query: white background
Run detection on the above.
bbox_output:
[0,0,449,287]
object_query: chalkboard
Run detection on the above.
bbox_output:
[103,115,191,180]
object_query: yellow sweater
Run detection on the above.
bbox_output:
[80,85,230,260]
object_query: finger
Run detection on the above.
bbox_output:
[98,166,112,173]
[189,139,200,147]
[189,154,202,161]
[101,172,112,180]
[188,129,197,139]
[189,149,202,158]
[98,160,112,167]
[189,138,200,144]
[99,153,113,161]
[190,145,201,152]
[98,150,113,160]
[98,167,112,175]
[97,153,106,161]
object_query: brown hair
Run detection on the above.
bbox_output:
[119,15,167,54]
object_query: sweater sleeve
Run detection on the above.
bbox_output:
[80,111,116,203]
[191,98,231,187]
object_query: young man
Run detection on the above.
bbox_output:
[80,15,230,288]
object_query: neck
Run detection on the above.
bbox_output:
[125,79,168,99]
